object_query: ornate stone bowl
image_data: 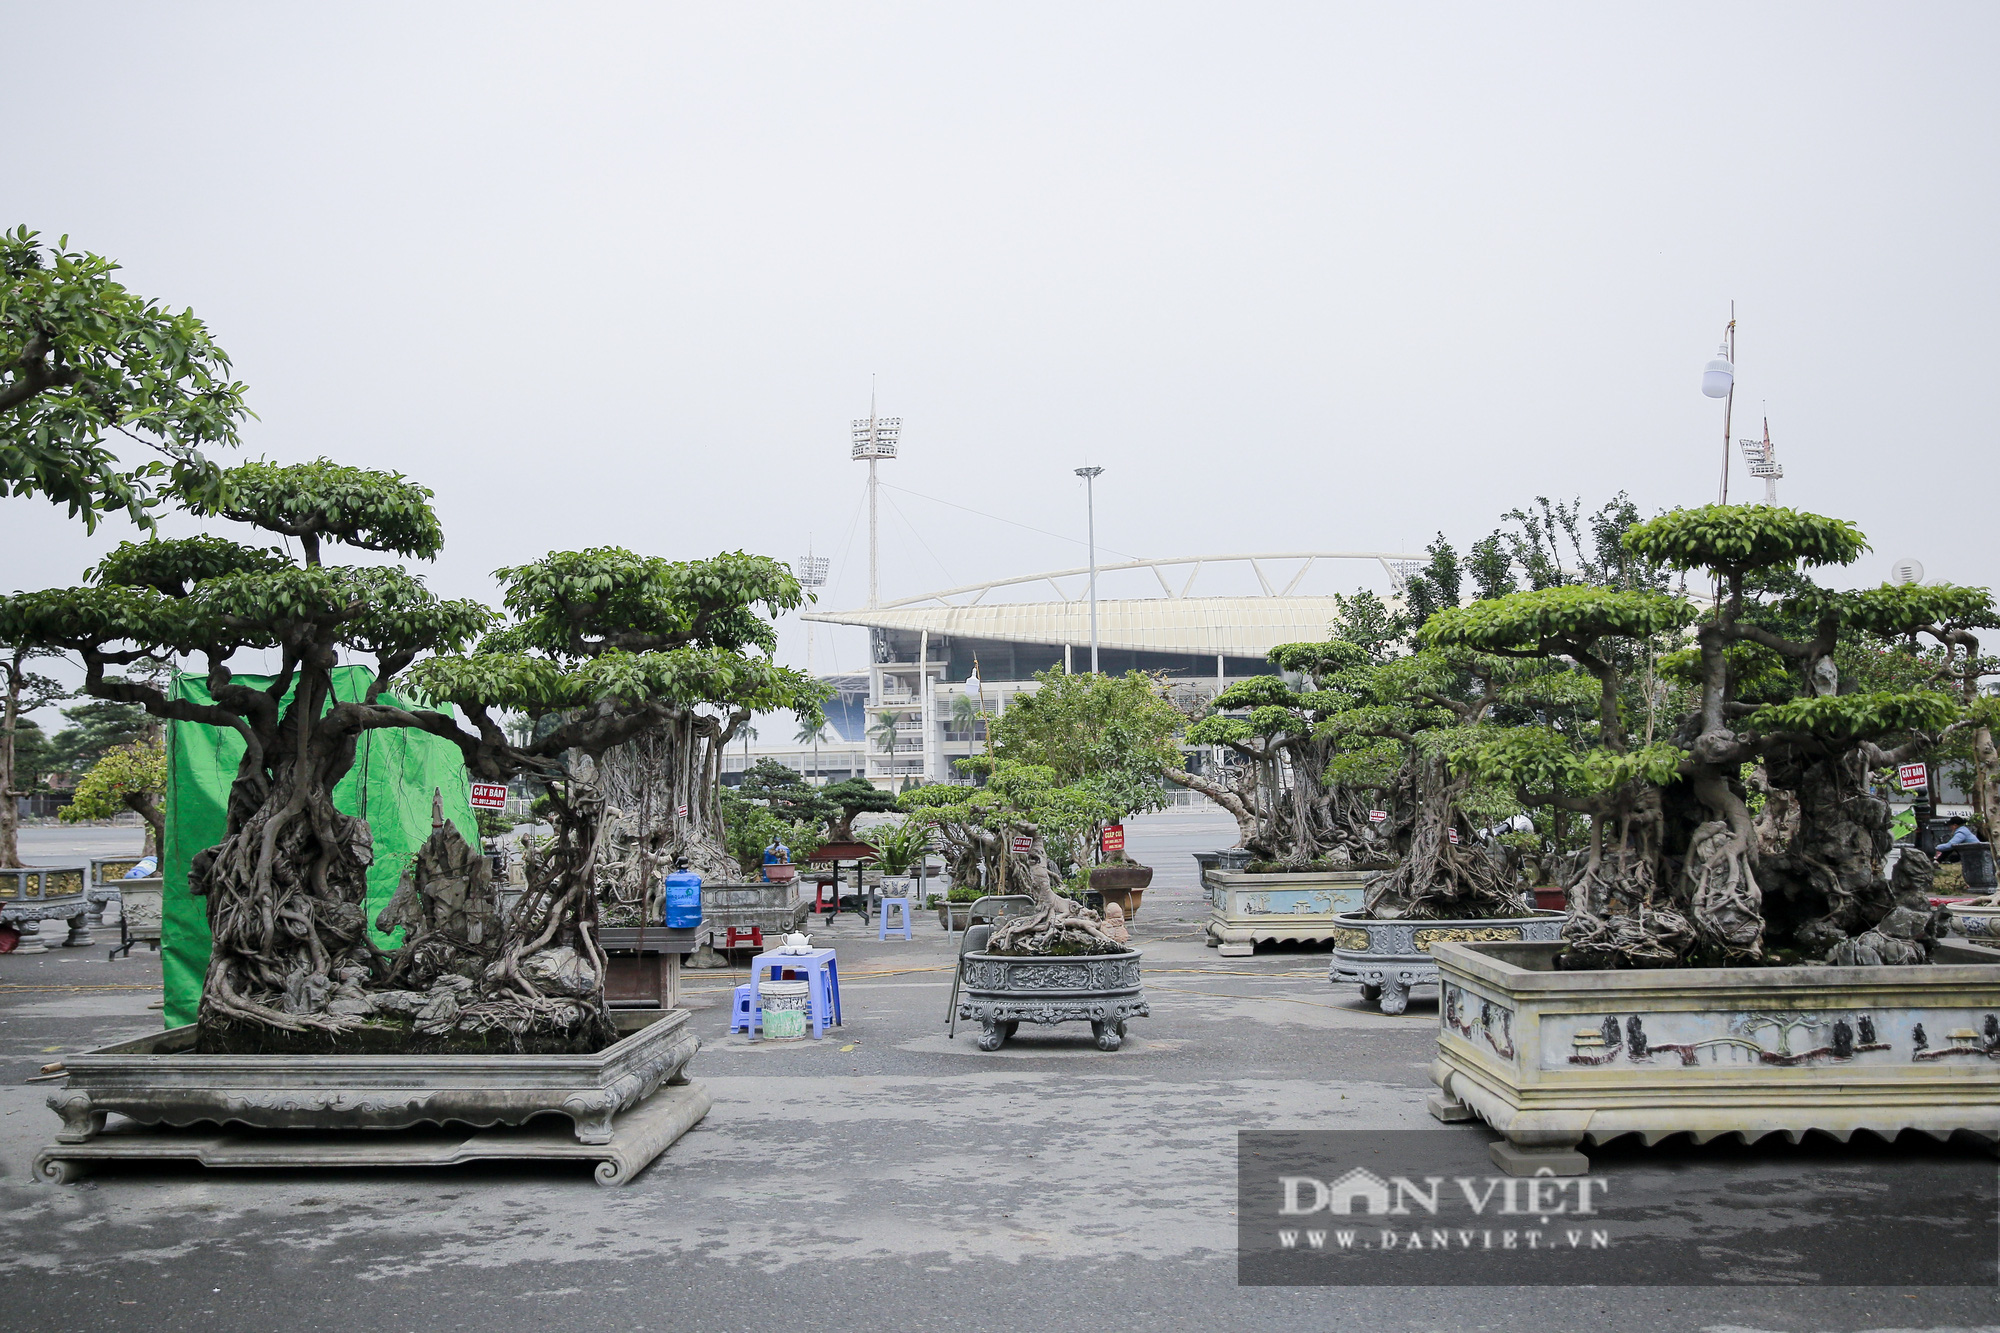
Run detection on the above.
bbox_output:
[957,948,1148,1051]
[1329,909,1566,1014]
[1949,902,2000,941]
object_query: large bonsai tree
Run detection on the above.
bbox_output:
[1319,646,1585,920]
[416,547,826,924]
[1432,506,1970,969]
[0,460,493,1047]
[1173,643,1393,866]
[3,227,249,530]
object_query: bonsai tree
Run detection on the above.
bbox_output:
[1174,642,1393,867]
[1838,582,2000,838]
[60,740,166,856]
[1319,646,1585,920]
[1432,505,1969,969]
[900,759,1123,954]
[0,641,65,868]
[818,776,898,843]
[985,667,1185,864]
[3,227,249,530]
[425,546,826,920]
[0,459,494,1048]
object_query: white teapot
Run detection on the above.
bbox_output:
[777,930,815,955]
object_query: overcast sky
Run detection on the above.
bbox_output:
[9,4,1997,721]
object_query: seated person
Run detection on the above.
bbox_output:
[1934,815,1981,863]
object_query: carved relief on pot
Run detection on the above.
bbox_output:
[1332,928,1371,951]
[1413,926,1524,953]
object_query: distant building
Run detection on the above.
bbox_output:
[799,552,1419,787]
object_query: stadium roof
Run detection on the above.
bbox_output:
[802,552,1419,656]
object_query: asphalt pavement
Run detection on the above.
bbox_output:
[1,808,1994,1332]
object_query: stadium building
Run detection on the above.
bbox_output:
[793,551,1420,786]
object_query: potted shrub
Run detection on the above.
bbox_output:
[1315,642,1579,1011]
[904,761,1147,1050]
[1415,504,2000,1175]
[8,451,820,1179]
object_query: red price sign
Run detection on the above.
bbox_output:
[1011,834,1034,856]
[1898,763,1929,792]
[1447,828,1461,845]
[469,782,508,811]
[1101,824,1125,854]
[1368,810,1388,823]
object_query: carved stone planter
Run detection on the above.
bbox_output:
[957,948,1148,1051]
[697,880,809,946]
[1428,938,2000,1177]
[40,1008,701,1151]
[1204,869,1369,956]
[1948,902,2000,941]
[0,867,92,953]
[1329,909,1566,1014]
[87,857,150,924]
[1192,851,1223,902]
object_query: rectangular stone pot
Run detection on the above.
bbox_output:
[46,1007,700,1148]
[1428,938,2000,1176]
[1204,868,1370,956]
[698,880,809,945]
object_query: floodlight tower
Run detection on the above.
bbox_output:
[1074,465,1105,673]
[1738,418,1784,504]
[796,545,829,673]
[851,390,900,609]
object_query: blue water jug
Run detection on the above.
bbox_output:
[664,860,703,929]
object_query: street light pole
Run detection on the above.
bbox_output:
[1074,466,1104,673]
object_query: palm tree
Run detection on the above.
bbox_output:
[949,692,985,741]
[795,718,828,777]
[869,710,902,758]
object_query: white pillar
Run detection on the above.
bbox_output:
[867,457,879,609]
[920,629,931,784]
[1065,643,1073,674]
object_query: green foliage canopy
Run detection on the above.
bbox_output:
[2,227,250,530]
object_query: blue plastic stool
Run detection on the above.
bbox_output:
[729,982,760,1034]
[878,896,913,941]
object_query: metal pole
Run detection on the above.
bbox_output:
[868,456,879,610]
[1075,466,1104,672]
[1718,304,1736,506]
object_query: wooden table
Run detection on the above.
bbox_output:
[598,926,698,1009]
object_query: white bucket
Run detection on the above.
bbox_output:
[759,979,810,1040]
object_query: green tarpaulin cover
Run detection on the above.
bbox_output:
[161,666,480,1028]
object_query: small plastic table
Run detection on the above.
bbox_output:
[744,946,842,1040]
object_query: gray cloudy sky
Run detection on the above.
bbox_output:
[8,4,1997,713]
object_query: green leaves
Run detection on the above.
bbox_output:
[1422,586,1696,655]
[1838,582,2000,638]
[216,459,444,559]
[1622,504,1867,577]
[1747,690,1959,742]
[494,547,803,659]
[2,226,250,531]
[89,535,289,596]
[1457,728,1683,798]
[408,647,828,724]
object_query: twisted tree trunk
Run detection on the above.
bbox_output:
[1364,754,1527,920]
